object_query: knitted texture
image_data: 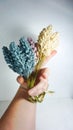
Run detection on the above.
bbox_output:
[2,25,59,103]
[2,37,35,79]
[37,25,59,57]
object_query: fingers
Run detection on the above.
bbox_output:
[17,76,27,88]
[28,77,48,96]
[28,68,49,96]
[39,68,50,79]
[17,68,49,97]
[41,50,57,68]
[48,50,57,61]
[17,76,24,84]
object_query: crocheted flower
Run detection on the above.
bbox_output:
[2,37,35,79]
[37,25,59,57]
[27,37,38,64]
[2,25,59,103]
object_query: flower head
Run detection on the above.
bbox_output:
[2,37,35,79]
[2,25,59,103]
[37,25,59,57]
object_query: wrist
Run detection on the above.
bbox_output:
[14,86,30,102]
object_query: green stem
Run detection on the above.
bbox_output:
[27,56,46,103]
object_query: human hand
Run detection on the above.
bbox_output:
[17,50,57,97]
[17,68,49,96]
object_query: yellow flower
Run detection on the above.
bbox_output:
[37,25,59,57]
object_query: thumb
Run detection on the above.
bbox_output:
[41,50,57,68]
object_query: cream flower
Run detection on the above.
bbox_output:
[37,25,59,56]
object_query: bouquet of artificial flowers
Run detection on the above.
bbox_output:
[2,25,59,103]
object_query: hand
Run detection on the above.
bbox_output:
[17,68,49,96]
[17,50,57,97]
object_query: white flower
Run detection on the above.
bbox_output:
[37,25,59,56]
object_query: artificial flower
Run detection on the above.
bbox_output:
[2,25,59,103]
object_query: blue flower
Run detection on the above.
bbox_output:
[2,37,35,79]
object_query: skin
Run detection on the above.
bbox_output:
[0,50,57,130]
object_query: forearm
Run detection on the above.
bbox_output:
[0,87,36,130]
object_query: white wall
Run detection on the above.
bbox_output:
[0,0,73,100]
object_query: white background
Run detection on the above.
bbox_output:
[0,0,73,100]
[0,1,73,130]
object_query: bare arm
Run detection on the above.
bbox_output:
[0,50,56,130]
[0,88,36,130]
[0,68,49,130]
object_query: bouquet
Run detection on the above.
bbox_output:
[2,25,59,103]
